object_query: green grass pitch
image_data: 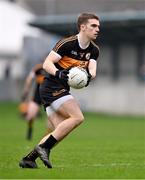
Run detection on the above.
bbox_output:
[0,102,144,179]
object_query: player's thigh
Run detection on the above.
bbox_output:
[46,118,55,133]
[48,111,65,129]
[57,98,84,120]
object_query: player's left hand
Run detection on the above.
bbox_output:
[85,72,92,87]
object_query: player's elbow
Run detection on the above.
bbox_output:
[43,61,47,71]
[75,114,84,125]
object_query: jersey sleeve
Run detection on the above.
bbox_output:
[52,39,68,57]
[90,46,100,61]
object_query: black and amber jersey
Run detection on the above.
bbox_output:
[53,35,100,70]
[32,64,45,84]
[40,35,100,107]
[43,35,100,90]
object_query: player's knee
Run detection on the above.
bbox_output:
[74,114,84,125]
[26,113,36,120]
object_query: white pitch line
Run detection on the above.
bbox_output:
[55,162,145,168]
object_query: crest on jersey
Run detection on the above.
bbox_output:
[79,53,85,59]
[85,53,91,60]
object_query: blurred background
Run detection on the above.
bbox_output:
[0,0,145,115]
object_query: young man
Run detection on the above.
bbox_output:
[20,63,54,140]
[19,13,100,168]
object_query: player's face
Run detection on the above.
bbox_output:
[82,19,100,40]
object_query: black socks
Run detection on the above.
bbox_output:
[25,135,57,161]
[27,126,33,140]
[40,135,57,149]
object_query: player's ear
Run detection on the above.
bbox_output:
[80,24,86,31]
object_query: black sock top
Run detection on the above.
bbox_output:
[40,135,57,149]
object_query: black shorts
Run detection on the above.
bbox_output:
[32,84,41,105]
[39,76,70,109]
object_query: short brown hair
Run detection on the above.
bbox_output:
[77,13,99,31]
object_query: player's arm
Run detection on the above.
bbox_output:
[43,51,61,75]
[87,44,99,81]
[88,59,97,79]
[85,59,97,87]
[22,71,35,100]
[43,51,69,81]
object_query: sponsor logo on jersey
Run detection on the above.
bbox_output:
[71,50,78,56]
[52,89,66,96]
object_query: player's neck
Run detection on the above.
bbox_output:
[77,33,90,49]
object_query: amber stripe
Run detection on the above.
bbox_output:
[91,41,100,51]
[53,35,77,52]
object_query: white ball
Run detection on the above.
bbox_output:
[68,67,88,89]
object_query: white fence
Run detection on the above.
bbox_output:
[71,77,145,115]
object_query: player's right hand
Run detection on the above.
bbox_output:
[55,69,69,81]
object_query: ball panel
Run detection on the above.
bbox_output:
[68,67,88,89]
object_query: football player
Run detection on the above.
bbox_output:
[19,12,100,168]
[20,64,53,140]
